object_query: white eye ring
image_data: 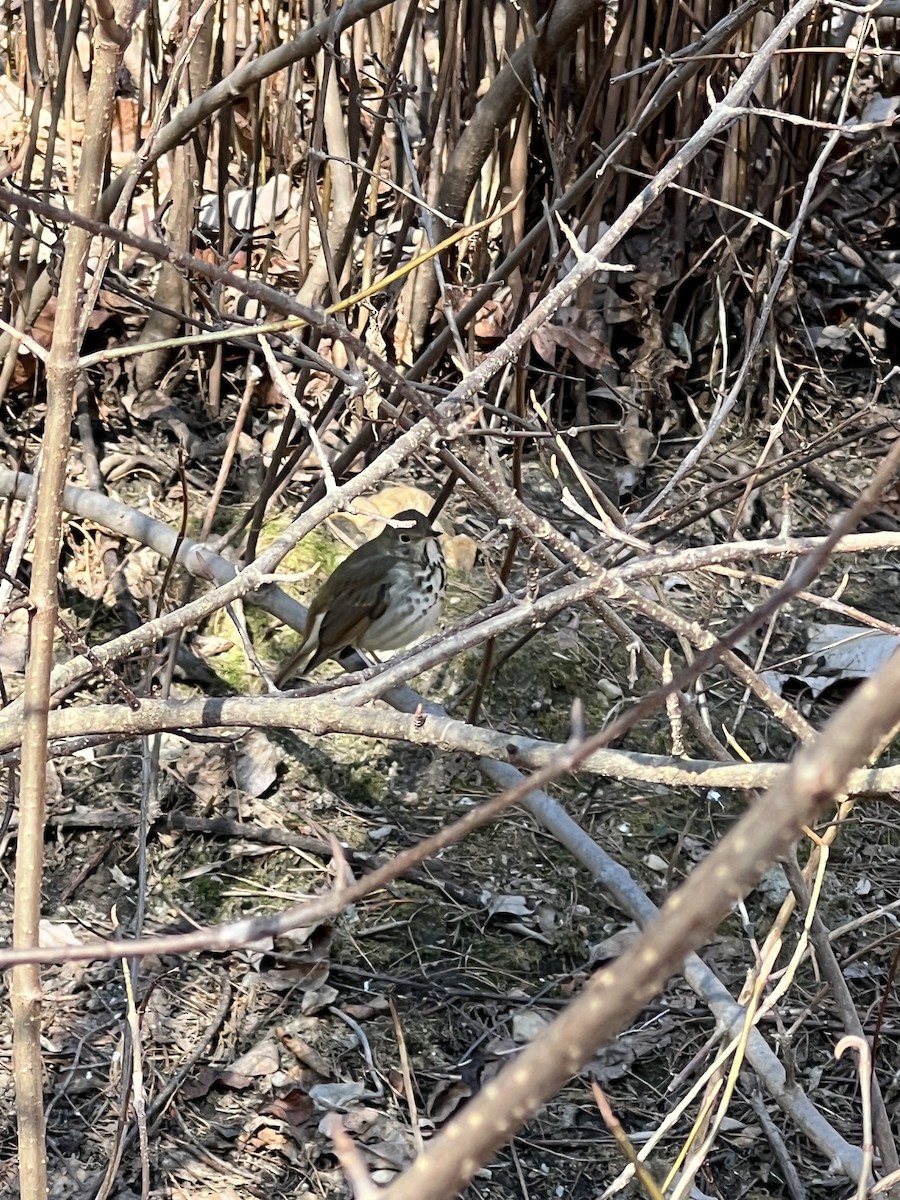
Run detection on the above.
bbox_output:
[399,533,411,543]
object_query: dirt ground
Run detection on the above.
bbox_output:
[4,449,900,1200]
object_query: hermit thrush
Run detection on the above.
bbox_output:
[276,509,445,684]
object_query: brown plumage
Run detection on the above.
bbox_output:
[276,510,445,684]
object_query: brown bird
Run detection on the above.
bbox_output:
[276,510,445,684]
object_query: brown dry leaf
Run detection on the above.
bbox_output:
[260,922,334,1001]
[258,961,331,995]
[180,1067,218,1100]
[111,98,139,163]
[39,919,90,986]
[238,1117,302,1163]
[443,533,477,573]
[234,728,280,798]
[260,1089,315,1129]
[530,306,614,370]
[426,1078,473,1121]
[181,1066,256,1101]
[0,607,29,673]
[342,486,445,534]
[473,294,511,338]
[169,740,230,807]
[276,1026,333,1076]
[10,297,112,388]
[228,1036,282,1077]
[341,995,391,1021]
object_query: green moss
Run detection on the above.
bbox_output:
[259,521,351,661]
[189,874,225,909]
[303,730,392,805]
[275,724,396,816]
[343,764,390,805]
[204,519,352,667]
[210,642,256,691]
[201,504,250,540]
[261,519,347,591]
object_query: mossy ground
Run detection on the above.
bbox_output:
[18,488,900,1200]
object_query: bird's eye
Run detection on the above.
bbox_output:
[399,533,411,543]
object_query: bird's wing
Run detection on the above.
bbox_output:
[276,554,394,682]
[313,569,391,660]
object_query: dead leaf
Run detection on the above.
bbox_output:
[426,1078,472,1121]
[235,729,280,797]
[258,961,330,995]
[443,533,477,573]
[531,306,614,370]
[228,1037,281,1077]
[276,1027,333,1077]
[261,1089,315,1128]
[181,1066,255,1100]
[238,1117,302,1163]
[473,296,511,339]
[169,741,230,806]
[310,1080,367,1110]
[511,1010,553,1042]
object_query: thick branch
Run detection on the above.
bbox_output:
[1,696,900,797]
